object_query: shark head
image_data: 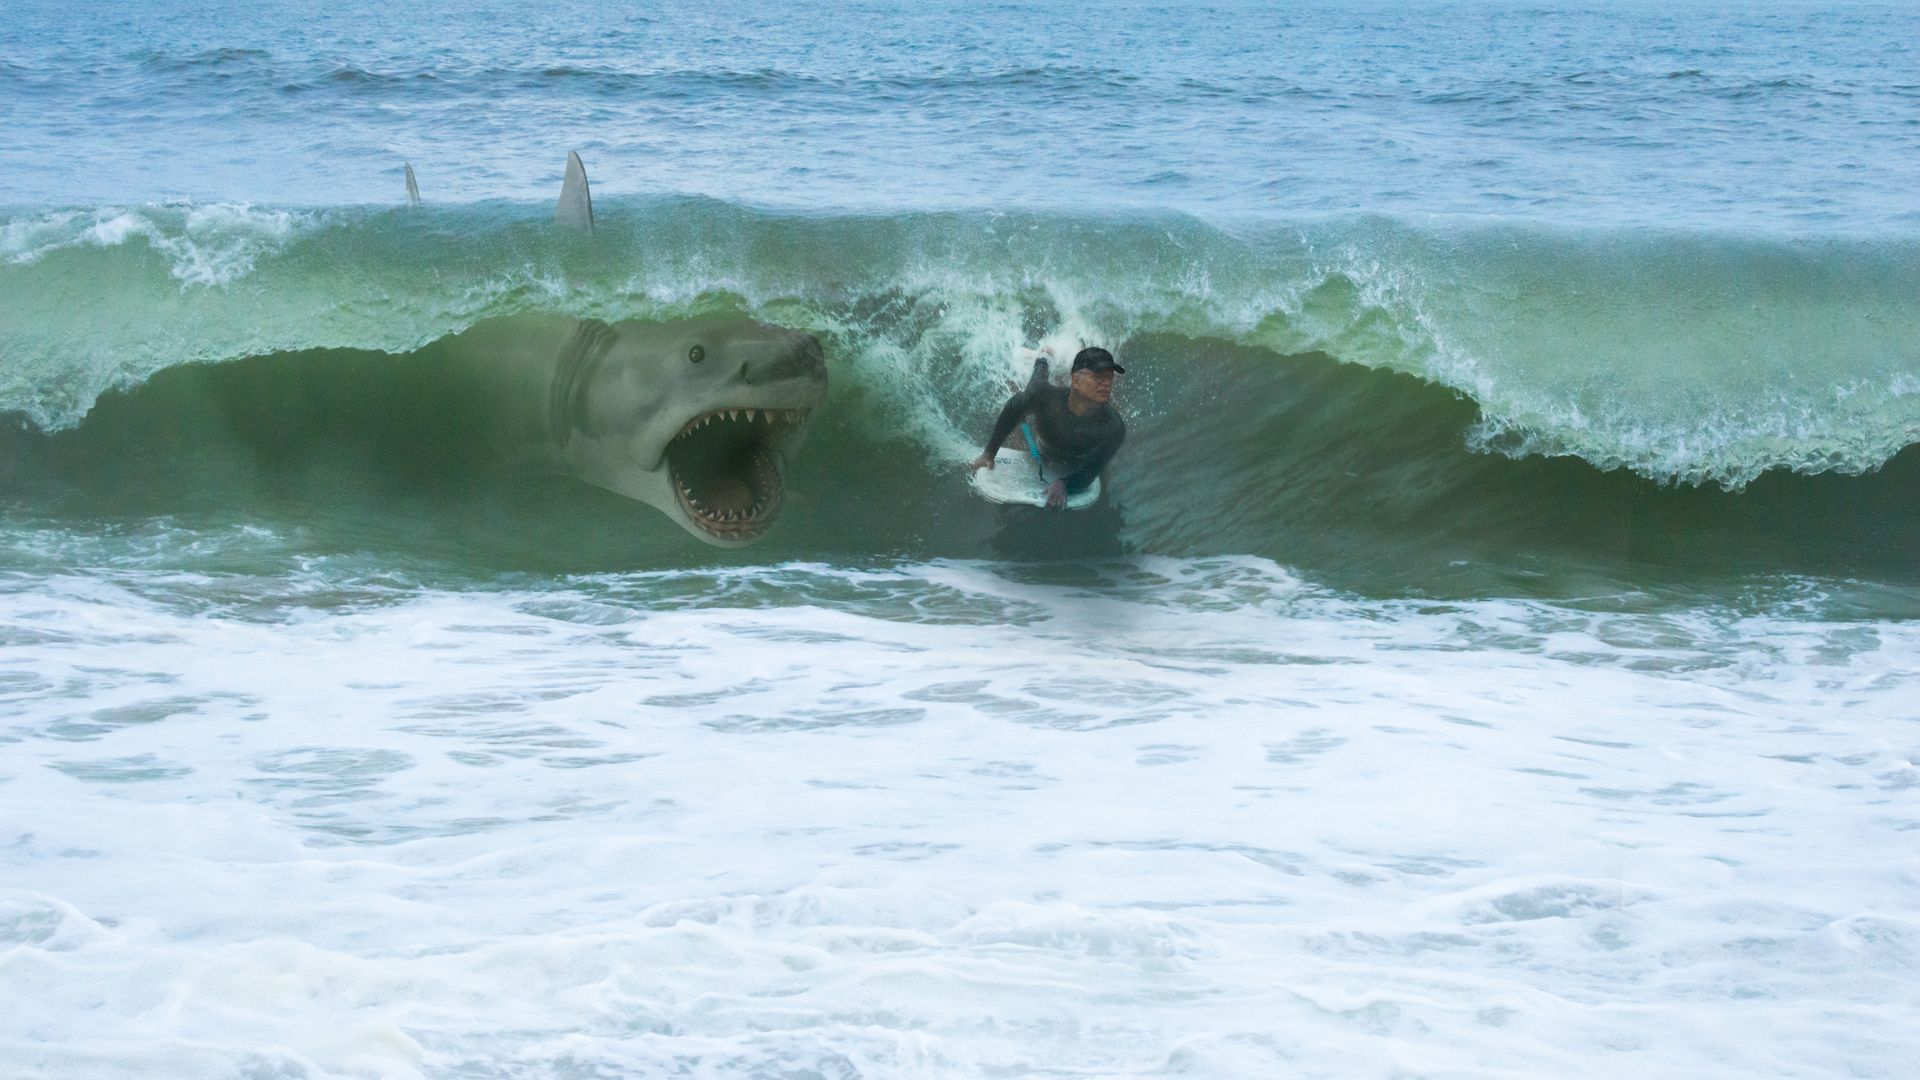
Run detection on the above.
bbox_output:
[553,317,828,547]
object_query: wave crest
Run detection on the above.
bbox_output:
[1,200,1914,489]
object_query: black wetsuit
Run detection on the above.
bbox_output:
[982,363,1126,494]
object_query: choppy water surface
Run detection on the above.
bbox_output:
[2,1,1917,1077]
[5,0,1917,230]
[5,559,1917,1077]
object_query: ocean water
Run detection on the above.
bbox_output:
[3,2,1918,1077]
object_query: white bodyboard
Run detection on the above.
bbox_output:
[968,448,1101,509]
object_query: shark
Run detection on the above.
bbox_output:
[420,154,828,547]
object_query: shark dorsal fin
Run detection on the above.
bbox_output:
[556,151,594,233]
[403,163,421,207]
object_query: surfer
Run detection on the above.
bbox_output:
[968,347,1126,509]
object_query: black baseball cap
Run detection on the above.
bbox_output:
[1071,347,1125,375]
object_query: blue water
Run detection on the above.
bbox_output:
[5,0,1917,231]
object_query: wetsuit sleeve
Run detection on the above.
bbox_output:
[981,360,1051,458]
[982,390,1033,459]
[1061,418,1125,494]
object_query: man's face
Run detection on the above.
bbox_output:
[1071,366,1118,404]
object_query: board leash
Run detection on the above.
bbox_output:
[1020,423,1045,478]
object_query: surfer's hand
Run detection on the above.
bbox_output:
[1044,480,1067,509]
[968,453,995,472]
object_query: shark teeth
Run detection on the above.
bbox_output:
[670,443,785,540]
[666,408,808,540]
[670,407,811,443]
[678,485,776,521]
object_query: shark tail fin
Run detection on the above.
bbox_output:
[556,151,594,232]
[403,163,421,207]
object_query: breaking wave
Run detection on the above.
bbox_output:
[2,198,1916,586]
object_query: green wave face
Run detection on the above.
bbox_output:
[3,200,1917,592]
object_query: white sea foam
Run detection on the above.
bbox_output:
[0,201,303,297]
[0,203,303,290]
[0,558,1914,1078]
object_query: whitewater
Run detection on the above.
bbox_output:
[3,1,1918,1078]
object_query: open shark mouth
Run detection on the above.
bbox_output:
[664,407,812,541]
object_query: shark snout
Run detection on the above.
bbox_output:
[739,331,825,387]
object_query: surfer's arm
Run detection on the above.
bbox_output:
[971,359,1055,471]
[977,388,1035,465]
[1023,356,1051,395]
[974,357,1051,465]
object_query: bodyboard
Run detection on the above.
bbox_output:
[968,448,1101,509]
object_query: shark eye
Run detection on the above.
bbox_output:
[688,345,705,364]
